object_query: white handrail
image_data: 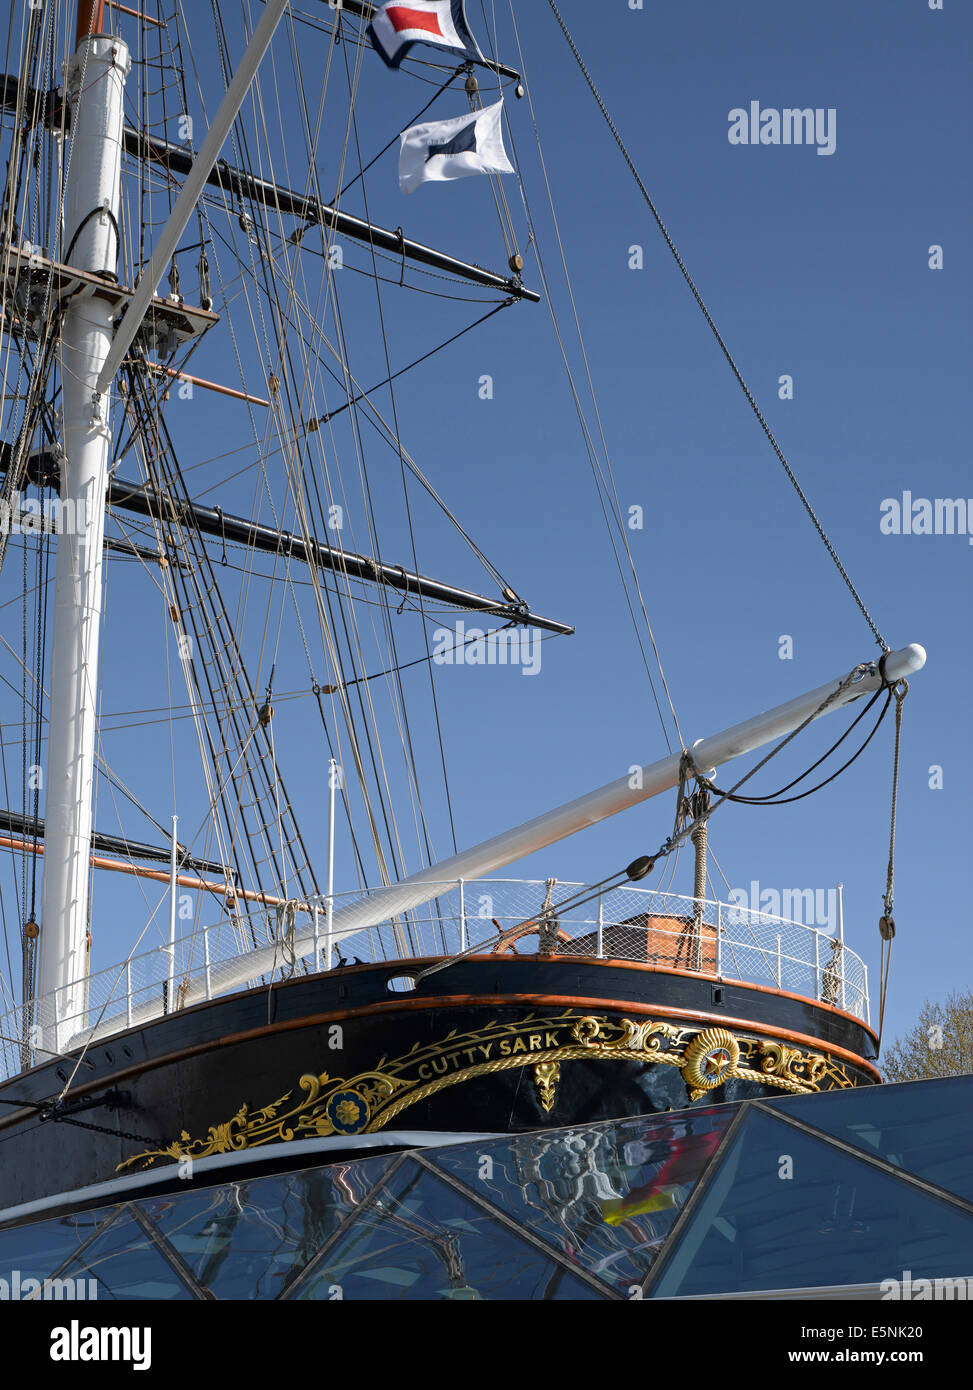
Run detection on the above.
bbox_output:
[0,880,872,1078]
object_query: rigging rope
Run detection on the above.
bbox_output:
[700,687,892,806]
[546,0,889,654]
[505,3,685,756]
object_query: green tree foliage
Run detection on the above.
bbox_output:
[881,990,973,1081]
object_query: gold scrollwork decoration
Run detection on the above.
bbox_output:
[115,1010,855,1173]
[571,1015,684,1058]
[758,1041,827,1087]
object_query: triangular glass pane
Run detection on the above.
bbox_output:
[291,1158,604,1300]
[649,1108,973,1297]
[59,1210,194,1300]
[428,1107,734,1294]
[0,1205,124,1289]
[765,1075,973,1203]
[140,1153,395,1300]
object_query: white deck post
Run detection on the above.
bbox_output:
[814,929,821,1000]
[203,926,212,1001]
[837,881,846,1011]
[325,759,337,970]
[167,815,178,1011]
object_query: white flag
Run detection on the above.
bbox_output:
[398,101,514,195]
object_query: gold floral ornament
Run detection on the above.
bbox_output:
[533,1061,560,1113]
[326,1089,370,1136]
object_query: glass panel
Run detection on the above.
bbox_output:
[429,1107,734,1293]
[292,1158,604,1300]
[59,1211,194,1300]
[0,1206,123,1290]
[140,1153,395,1300]
[765,1076,973,1203]
[649,1108,973,1297]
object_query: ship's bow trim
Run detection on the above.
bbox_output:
[115,1011,856,1174]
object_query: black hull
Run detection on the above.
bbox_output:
[0,955,878,1218]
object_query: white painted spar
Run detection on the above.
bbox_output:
[128,642,923,1018]
[38,33,131,1049]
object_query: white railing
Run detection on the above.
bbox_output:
[0,879,869,1080]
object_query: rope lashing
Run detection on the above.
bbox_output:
[537,876,561,954]
[877,662,908,1043]
[687,786,710,971]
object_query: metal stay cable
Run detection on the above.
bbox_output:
[339,27,461,864]
[335,63,465,199]
[690,665,873,816]
[546,0,889,654]
[215,7,416,896]
[505,3,683,755]
[578,669,892,920]
[701,686,891,806]
[420,666,885,982]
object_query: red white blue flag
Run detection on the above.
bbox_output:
[368,1,483,70]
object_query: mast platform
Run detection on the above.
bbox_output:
[0,243,218,353]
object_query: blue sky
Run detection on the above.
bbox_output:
[0,0,968,1056]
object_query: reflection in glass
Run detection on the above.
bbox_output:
[649,1108,973,1296]
[766,1076,973,1203]
[0,1205,121,1290]
[430,1107,733,1292]
[140,1153,394,1299]
[59,1211,194,1300]
[292,1158,603,1300]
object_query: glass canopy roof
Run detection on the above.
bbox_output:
[2,1075,971,1299]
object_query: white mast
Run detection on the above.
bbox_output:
[38,0,291,1049]
[38,4,130,1048]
